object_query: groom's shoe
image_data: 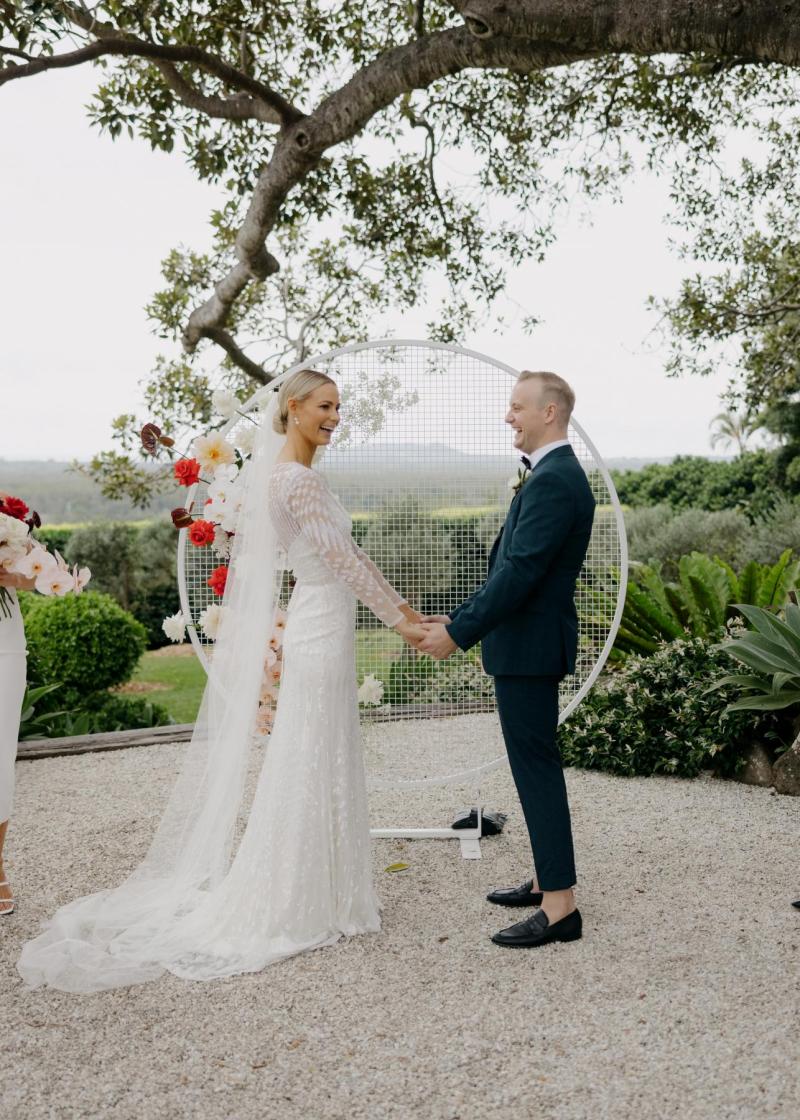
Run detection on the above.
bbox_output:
[491,908,582,948]
[486,879,543,908]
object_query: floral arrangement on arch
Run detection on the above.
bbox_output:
[140,388,264,647]
[0,493,90,617]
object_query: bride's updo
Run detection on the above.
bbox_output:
[272,369,337,434]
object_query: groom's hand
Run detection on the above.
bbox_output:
[418,623,457,660]
[421,614,451,625]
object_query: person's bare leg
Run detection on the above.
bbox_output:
[541,886,576,924]
[0,819,12,913]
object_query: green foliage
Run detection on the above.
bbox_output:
[612,452,779,515]
[65,522,139,609]
[560,638,779,778]
[614,550,800,656]
[712,603,800,714]
[18,682,69,740]
[625,504,751,578]
[79,691,173,733]
[33,525,74,556]
[361,497,456,623]
[384,645,492,707]
[738,496,800,566]
[24,591,147,702]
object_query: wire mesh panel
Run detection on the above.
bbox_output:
[178,340,626,788]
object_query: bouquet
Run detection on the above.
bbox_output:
[0,494,90,618]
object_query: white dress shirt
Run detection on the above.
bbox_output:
[521,438,571,471]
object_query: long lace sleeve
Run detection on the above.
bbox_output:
[288,469,406,627]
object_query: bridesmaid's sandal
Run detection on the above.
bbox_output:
[0,880,15,916]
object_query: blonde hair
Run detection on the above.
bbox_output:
[518,370,576,421]
[272,369,337,434]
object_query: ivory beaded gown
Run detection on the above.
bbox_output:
[18,461,406,989]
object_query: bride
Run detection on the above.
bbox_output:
[18,369,424,992]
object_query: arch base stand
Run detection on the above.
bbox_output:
[370,806,483,860]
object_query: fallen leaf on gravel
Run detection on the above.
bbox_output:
[384,862,409,873]
[287,1038,304,1050]
[438,936,449,942]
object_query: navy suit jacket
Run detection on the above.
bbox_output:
[447,445,595,678]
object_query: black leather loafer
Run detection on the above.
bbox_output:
[486,879,543,908]
[491,908,582,948]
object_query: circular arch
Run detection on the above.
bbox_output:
[178,339,627,790]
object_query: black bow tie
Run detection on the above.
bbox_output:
[521,455,532,470]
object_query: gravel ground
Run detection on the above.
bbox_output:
[3,714,799,1120]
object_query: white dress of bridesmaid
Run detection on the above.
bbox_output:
[0,591,26,824]
[18,400,406,991]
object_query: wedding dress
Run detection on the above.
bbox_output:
[18,400,406,991]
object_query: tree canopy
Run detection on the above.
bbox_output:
[3,2,800,499]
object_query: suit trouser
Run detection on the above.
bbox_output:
[493,675,576,892]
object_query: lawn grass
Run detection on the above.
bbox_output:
[130,648,206,724]
[131,630,406,725]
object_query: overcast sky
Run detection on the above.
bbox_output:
[1,65,736,463]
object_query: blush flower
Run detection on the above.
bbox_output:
[192,432,236,473]
[11,545,56,580]
[35,568,74,596]
[71,564,92,594]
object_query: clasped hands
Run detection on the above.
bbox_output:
[394,606,457,661]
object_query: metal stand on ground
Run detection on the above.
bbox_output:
[371,800,483,860]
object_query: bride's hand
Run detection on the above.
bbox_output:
[399,603,423,624]
[421,614,451,625]
[394,619,426,648]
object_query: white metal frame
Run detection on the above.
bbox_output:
[177,339,628,860]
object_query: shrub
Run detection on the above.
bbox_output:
[612,451,778,515]
[65,522,139,609]
[24,591,147,702]
[33,526,74,556]
[613,549,800,657]
[559,637,781,778]
[625,505,751,578]
[18,681,172,738]
[384,645,493,706]
[80,691,173,732]
[738,497,800,567]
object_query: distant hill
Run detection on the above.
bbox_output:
[0,460,181,524]
[2,452,731,524]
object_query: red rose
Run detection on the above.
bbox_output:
[207,565,229,597]
[188,519,216,547]
[0,495,29,521]
[174,458,201,487]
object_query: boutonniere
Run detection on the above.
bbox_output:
[508,466,531,497]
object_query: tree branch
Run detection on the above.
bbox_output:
[454,1,800,66]
[0,18,304,125]
[204,327,270,383]
[184,26,597,356]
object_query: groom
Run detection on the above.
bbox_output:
[419,371,595,948]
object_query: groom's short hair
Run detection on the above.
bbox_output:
[519,370,575,421]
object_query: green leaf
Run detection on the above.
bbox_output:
[384,862,409,873]
[738,561,762,606]
[725,690,800,712]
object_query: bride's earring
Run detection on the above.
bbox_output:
[293,417,300,427]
